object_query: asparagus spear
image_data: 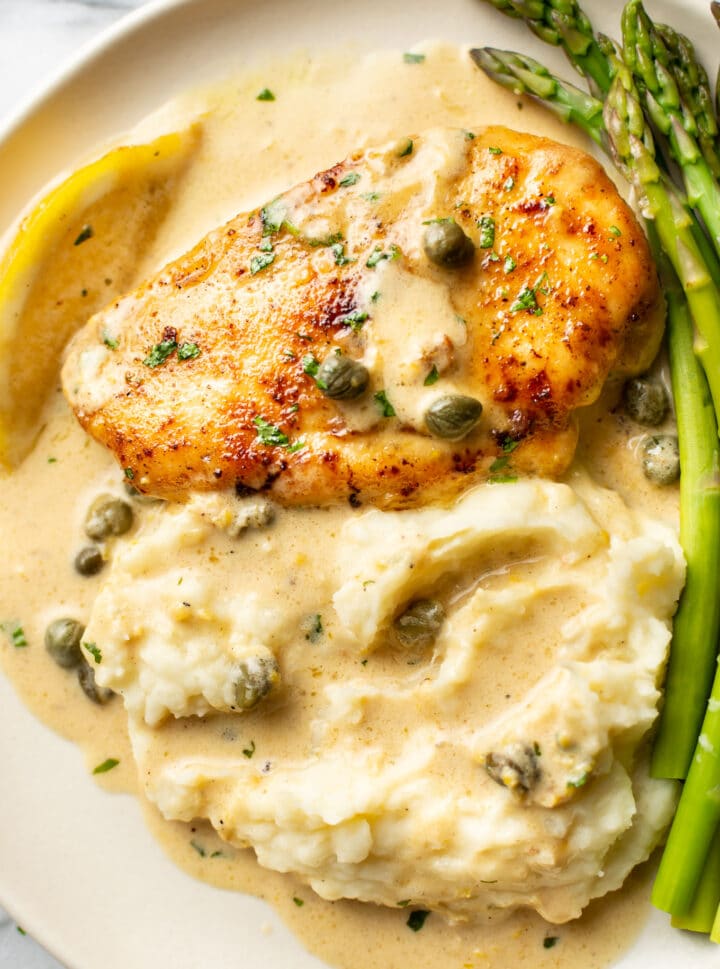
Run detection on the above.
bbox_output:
[469,48,605,144]
[655,23,720,179]
[670,825,720,933]
[622,1,720,257]
[479,0,613,94]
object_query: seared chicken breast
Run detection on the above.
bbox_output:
[62,126,663,507]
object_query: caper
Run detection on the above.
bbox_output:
[234,655,279,710]
[425,395,483,440]
[641,434,680,485]
[485,744,540,795]
[45,617,85,669]
[74,545,104,577]
[394,599,446,647]
[316,353,369,400]
[77,659,114,704]
[422,220,475,268]
[623,377,668,426]
[84,495,134,540]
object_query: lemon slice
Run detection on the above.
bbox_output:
[0,125,201,468]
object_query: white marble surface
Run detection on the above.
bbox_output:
[0,13,150,969]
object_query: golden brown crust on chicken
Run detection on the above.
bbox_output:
[62,126,663,507]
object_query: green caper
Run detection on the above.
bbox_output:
[45,618,85,669]
[77,659,114,704]
[234,655,279,710]
[425,395,483,440]
[422,220,475,268]
[316,353,369,400]
[394,599,446,647]
[84,495,134,540]
[74,545,104,577]
[642,434,680,485]
[623,377,668,426]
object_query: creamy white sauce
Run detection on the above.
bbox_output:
[0,42,682,969]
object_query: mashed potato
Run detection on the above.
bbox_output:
[82,475,683,923]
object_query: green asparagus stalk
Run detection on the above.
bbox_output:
[670,824,720,933]
[655,23,720,179]
[479,0,613,94]
[622,1,720,258]
[468,48,605,144]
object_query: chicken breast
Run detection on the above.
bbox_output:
[62,125,663,507]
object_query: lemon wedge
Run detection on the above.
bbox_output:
[0,125,201,468]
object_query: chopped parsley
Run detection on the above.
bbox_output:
[259,237,274,253]
[397,899,411,907]
[503,176,515,191]
[609,225,622,237]
[464,130,476,140]
[331,241,354,266]
[16,927,26,936]
[424,364,440,386]
[403,52,426,63]
[143,339,177,367]
[84,642,102,664]
[397,138,414,158]
[47,457,57,464]
[567,772,589,788]
[3,623,28,648]
[339,172,361,187]
[177,342,201,360]
[102,330,118,350]
[488,473,518,484]
[545,194,556,205]
[250,251,275,275]
[502,438,520,454]
[261,198,287,235]
[366,244,401,268]
[478,215,495,249]
[361,191,381,202]
[510,272,550,316]
[293,896,305,907]
[406,910,430,932]
[304,613,323,643]
[242,739,256,759]
[256,88,275,101]
[543,937,559,949]
[124,467,135,480]
[253,416,303,451]
[489,455,511,473]
[190,840,206,857]
[504,255,517,274]
[339,309,368,331]
[374,390,396,417]
[488,146,503,155]
[73,224,94,246]
[302,354,320,377]
[93,758,119,775]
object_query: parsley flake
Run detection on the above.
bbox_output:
[302,354,320,377]
[543,937,559,949]
[243,740,256,759]
[84,642,102,664]
[407,910,430,932]
[124,467,134,480]
[609,225,622,237]
[339,310,368,331]
[488,146,503,155]
[254,416,292,448]
[74,224,94,246]
[102,330,118,350]
[250,251,275,275]
[177,342,200,360]
[261,198,287,235]
[143,339,177,368]
[489,455,511,473]
[331,241,354,266]
[304,614,323,643]
[504,255,517,274]
[424,364,440,386]
[403,52,426,64]
[93,758,119,775]
[190,840,206,857]
[366,244,401,268]
[567,772,589,788]
[397,138,414,158]
[3,623,28,648]
[256,88,275,101]
[478,214,495,249]
[293,896,305,907]
[374,390,396,417]
[503,176,515,191]
[339,172,361,187]
[464,130,476,140]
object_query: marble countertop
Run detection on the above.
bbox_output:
[0,11,149,969]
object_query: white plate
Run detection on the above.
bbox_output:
[0,1,717,967]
